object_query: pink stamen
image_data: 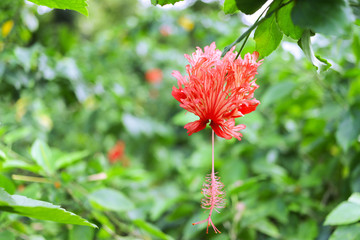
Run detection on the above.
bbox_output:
[192,130,225,234]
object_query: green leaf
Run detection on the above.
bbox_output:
[0,175,16,194]
[298,30,331,73]
[0,149,6,161]
[324,202,360,225]
[0,230,15,240]
[291,0,353,36]
[229,175,267,195]
[222,1,278,57]
[352,32,360,63]
[151,0,183,6]
[172,110,198,126]
[133,219,174,240]
[252,219,280,238]
[2,159,41,174]
[276,0,303,39]
[27,0,88,16]
[223,0,239,15]
[254,0,283,58]
[14,47,35,73]
[69,225,94,240]
[89,188,134,212]
[350,0,360,20]
[297,219,318,240]
[315,55,332,72]
[166,203,194,221]
[3,127,32,145]
[329,224,360,240]
[349,193,360,205]
[234,0,267,15]
[336,112,360,152]
[55,150,89,170]
[0,188,97,228]
[31,139,55,175]
[252,159,287,177]
[261,81,296,107]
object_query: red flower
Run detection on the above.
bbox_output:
[108,141,125,164]
[145,68,163,84]
[172,42,262,140]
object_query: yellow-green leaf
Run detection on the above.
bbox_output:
[254,0,283,58]
[0,188,97,228]
[276,0,303,39]
[27,0,88,16]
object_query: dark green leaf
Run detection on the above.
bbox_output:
[234,0,267,15]
[298,30,331,72]
[329,224,360,240]
[27,0,88,16]
[89,188,134,212]
[324,202,360,225]
[350,0,360,20]
[133,219,174,240]
[151,0,183,6]
[291,0,353,36]
[0,188,97,228]
[276,0,303,39]
[254,0,283,58]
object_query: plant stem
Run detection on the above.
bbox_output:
[234,4,269,60]
[222,0,294,58]
[12,174,52,183]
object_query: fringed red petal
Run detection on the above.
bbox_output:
[184,120,208,136]
[171,42,262,140]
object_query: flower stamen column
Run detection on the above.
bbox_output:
[192,130,225,233]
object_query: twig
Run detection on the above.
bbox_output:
[222,0,294,57]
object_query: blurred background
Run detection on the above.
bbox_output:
[0,0,360,239]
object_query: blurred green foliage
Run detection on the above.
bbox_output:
[0,0,360,239]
